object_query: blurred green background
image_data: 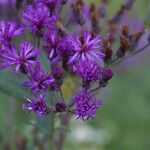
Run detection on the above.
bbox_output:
[0,0,150,150]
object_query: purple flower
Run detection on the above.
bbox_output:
[0,21,24,46]
[68,31,105,65]
[44,31,59,59]
[73,60,101,81]
[22,3,57,34]
[22,95,49,117]
[0,41,39,73]
[73,90,103,120]
[57,36,74,62]
[36,0,58,8]
[44,31,73,64]
[23,66,55,93]
[36,0,66,16]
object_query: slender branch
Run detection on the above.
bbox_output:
[68,101,74,108]
[49,92,55,150]
[56,0,68,16]
[90,85,102,93]
[90,43,150,93]
[55,113,72,150]
[50,113,54,150]
[60,88,64,102]
[109,43,150,67]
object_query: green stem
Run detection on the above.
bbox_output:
[37,37,41,49]
[60,88,64,102]
[50,113,54,150]
[55,113,71,150]
[90,85,102,93]
[49,92,55,150]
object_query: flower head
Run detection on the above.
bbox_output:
[57,36,74,62]
[22,95,49,117]
[44,31,73,64]
[73,90,103,120]
[0,41,39,73]
[73,60,101,81]
[0,21,24,46]
[68,31,105,65]
[22,3,57,34]
[23,66,55,93]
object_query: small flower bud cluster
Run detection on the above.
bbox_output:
[116,25,144,58]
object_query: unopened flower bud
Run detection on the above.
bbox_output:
[52,67,64,79]
[55,102,67,112]
[122,25,129,37]
[99,68,113,87]
[102,68,113,82]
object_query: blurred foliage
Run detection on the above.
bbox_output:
[0,0,150,150]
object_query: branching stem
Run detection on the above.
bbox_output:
[109,43,150,67]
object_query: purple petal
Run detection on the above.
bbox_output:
[68,53,80,65]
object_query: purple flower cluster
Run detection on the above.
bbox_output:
[0,0,117,120]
